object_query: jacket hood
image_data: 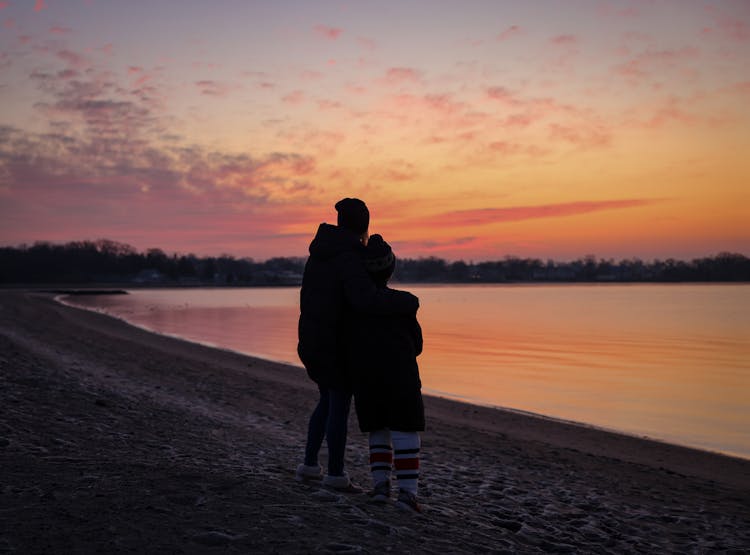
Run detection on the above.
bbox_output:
[308,223,363,260]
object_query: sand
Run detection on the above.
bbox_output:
[1,290,748,554]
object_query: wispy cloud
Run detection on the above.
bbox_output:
[412,199,664,229]
[551,34,577,45]
[314,24,343,40]
[549,123,610,147]
[383,67,422,85]
[1,46,321,226]
[56,49,87,69]
[486,86,521,105]
[357,37,377,51]
[614,47,699,80]
[34,0,47,13]
[410,236,478,253]
[281,90,305,105]
[702,7,750,42]
[195,79,232,97]
[497,25,521,42]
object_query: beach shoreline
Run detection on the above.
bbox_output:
[1,290,749,553]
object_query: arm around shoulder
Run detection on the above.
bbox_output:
[337,250,419,314]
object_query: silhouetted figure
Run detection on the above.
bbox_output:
[296,199,419,491]
[346,234,425,512]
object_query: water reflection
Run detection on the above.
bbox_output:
[66,284,750,458]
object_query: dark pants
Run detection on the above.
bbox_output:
[304,385,352,476]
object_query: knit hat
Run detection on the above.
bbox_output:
[335,198,369,235]
[365,234,396,277]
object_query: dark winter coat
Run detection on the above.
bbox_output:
[347,292,425,432]
[297,224,419,391]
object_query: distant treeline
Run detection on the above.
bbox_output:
[1,240,749,285]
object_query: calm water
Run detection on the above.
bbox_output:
[64,284,750,459]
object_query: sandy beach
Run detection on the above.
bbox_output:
[1,291,749,554]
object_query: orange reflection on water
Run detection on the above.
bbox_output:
[68,284,750,458]
[411,284,750,457]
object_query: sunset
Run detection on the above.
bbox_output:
[1,0,748,260]
[2,3,750,551]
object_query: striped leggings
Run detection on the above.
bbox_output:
[368,429,420,495]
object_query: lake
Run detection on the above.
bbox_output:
[63,284,750,459]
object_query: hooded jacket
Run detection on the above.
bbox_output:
[297,223,418,390]
[348,294,425,432]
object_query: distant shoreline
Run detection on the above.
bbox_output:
[2,280,749,291]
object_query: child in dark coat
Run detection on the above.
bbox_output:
[347,234,425,513]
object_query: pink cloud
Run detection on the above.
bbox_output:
[643,97,698,129]
[486,86,520,105]
[50,26,72,35]
[486,141,549,159]
[414,199,663,229]
[128,66,154,87]
[57,49,87,69]
[488,88,564,118]
[497,25,521,42]
[412,236,479,253]
[282,90,305,105]
[301,70,323,81]
[346,84,367,95]
[195,80,231,97]
[317,99,342,110]
[0,2,9,10]
[384,67,422,85]
[357,37,376,51]
[703,6,750,42]
[504,113,534,128]
[614,47,699,80]
[0,47,330,259]
[314,25,343,40]
[596,4,639,19]
[34,0,47,12]
[277,128,344,156]
[551,34,578,45]
[57,68,78,80]
[719,18,749,41]
[726,81,750,97]
[378,159,418,183]
[549,123,610,148]
[422,94,464,115]
[386,93,467,124]
[191,61,221,70]
[488,141,522,155]
[3,17,13,29]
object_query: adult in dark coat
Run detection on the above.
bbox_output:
[296,199,418,490]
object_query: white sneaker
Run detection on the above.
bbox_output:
[368,480,391,503]
[295,463,323,482]
[396,489,422,514]
[322,472,363,493]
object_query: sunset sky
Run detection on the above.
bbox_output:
[1,0,748,261]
